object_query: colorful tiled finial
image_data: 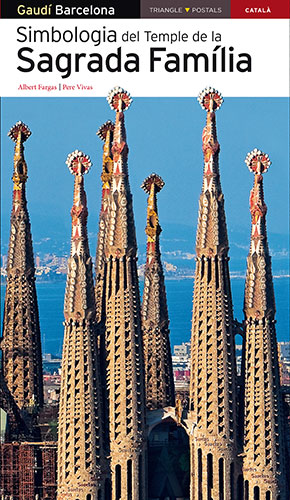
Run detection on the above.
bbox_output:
[198,87,223,111]
[142,173,164,243]
[246,149,270,250]
[107,86,132,111]
[245,148,271,174]
[65,150,92,175]
[96,120,115,141]
[141,173,165,194]
[8,121,31,142]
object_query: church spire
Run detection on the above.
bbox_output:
[105,86,137,256]
[1,121,43,411]
[101,87,147,500]
[195,88,228,256]
[189,89,239,500]
[242,149,286,499]
[57,151,106,500]
[141,174,175,410]
[95,121,115,446]
[95,120,114,283]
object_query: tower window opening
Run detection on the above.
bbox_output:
[138,455,143,500]
[218,458,224,500]
[237,474,243,500]
[115,259,120,293]
[207,259,212,284]
[123,259,127,289]
[265,492,271,500]
[230,462,235,500]
[245,481,249,500]
[127,459,132,500]
[215,256,220,288]
[108,257,113,298]
[207,453,213,500]
[105,478,111,500]
[201,259,205,279]
[198,448,203,500]
[115,464,121,500]
[254,486,260,500]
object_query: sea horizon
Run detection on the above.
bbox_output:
[1,276,289,356]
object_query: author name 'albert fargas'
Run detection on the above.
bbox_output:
[17,4,115,16]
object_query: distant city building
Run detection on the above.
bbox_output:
[1,255,7,268]
[280,341,290,359]
[173,342,191,357]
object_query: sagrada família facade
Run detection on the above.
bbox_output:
[0,88,289,500]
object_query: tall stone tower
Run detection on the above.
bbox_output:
[57,151,106,500]
[1,121,43,411]
[242,149,286,500]
[95,120,115,449]
[102,87,146,500]
[141,174,175,410]
[189,89,238,500]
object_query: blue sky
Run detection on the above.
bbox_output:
[1,96,289,246]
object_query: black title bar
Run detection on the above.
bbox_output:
[1,0,140,18]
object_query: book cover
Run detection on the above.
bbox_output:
[0,1,289,499]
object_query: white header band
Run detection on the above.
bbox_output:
[0,19,288,97]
